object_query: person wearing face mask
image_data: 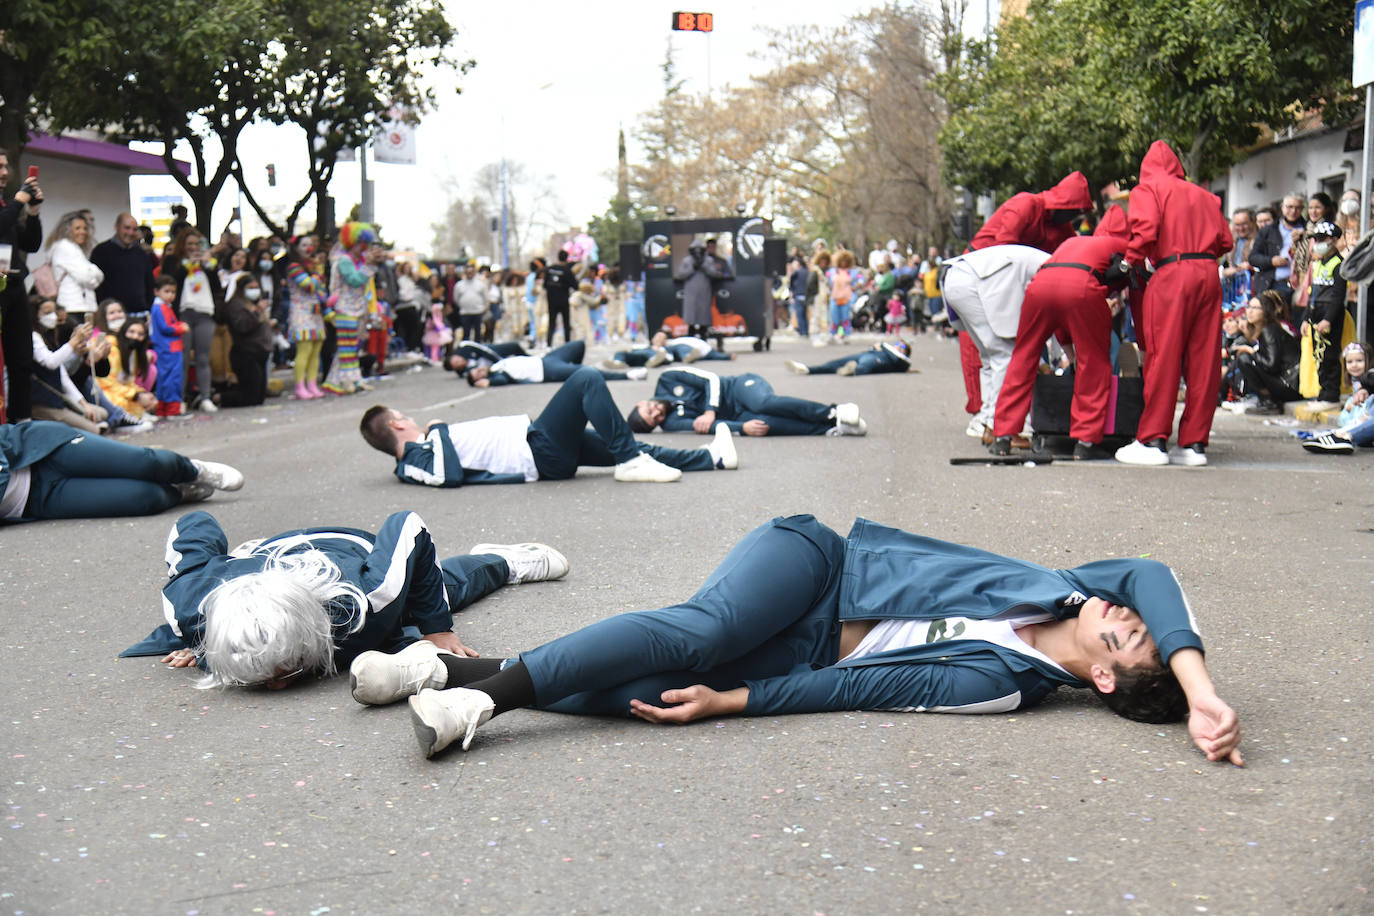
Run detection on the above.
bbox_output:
[218,276,274,408]
[93,298,156,422]
[1300,221,1350,406]
[91,213,155,313]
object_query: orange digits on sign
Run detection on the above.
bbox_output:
[697,12,713,31]
[678,12,695,30]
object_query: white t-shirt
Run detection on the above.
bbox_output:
[671,336,715,358]
[842,611,1068,675]
[0,467,32,520]
[490,355,544,383]
[448,416,538,482]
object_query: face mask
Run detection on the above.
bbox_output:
[38,312,58,329]
[1313,242,1332,257]
[244,288,262,301]
[107,317,125,332]
[258,259,273,272]
[1342,199,1360,216]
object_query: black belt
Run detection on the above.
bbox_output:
[1154,252,1215,268]
[1042,262,1106,284]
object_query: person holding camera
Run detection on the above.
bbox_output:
[0,150,45,422]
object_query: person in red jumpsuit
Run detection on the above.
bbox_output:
[960,172,1094,436]
[1114,140,1232,467]
[990,206,1132,459]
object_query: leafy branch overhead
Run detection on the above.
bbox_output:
[938,0,1355,194]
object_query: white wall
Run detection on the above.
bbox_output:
[23,153,135,266]
[1218,130,1356,215]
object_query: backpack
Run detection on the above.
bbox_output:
[30,262,59,298]
[831,269,853,306]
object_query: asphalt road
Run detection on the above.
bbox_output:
[2,332,1370,915]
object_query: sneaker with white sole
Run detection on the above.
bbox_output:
[826,417,867,437]
[599,358,629,371]
[176,481,215,503]
[836,360,858,377]
[192,459,245,490]
[614,452,682,482]
[784,360,809,375]
[1115,439,1169,466]
[469,543,570,583]
[409,687,495,756]
[1169,444,1208,466]
[965,418,988,439]
[350,640,453,706]
[645,350,670,368]
[707,422,738,469]
[1302,433,1354,455]
[198,397,219,414]
[626,367,648,380]
[834,403,861,427]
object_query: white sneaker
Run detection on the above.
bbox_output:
[812,336,830,348]
[838,418,868,436]
[118,418,156,435]
[599,358,629,371]
[626,367,648,381]
[614,452,682,482]
[1114,439,1169,466]
[198,398,219,414]
[645,350,670,368]
[469,543,570,583]
[707,422,738,470]
[681,347,703,363]
[176,481,215,503]
[834,403,861,427]
[350,640,452,706]
[192,459,245,490]
[836,360,858,377]
[409,687,495,756]
[784,360,809,375]
[965,418,987,439]
[1169,445,1208,467]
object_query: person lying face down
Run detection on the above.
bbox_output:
[121,510,570,689]
[345,515,1242,766]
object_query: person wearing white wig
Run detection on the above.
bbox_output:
[121,510,569,689]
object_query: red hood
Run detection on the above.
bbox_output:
[1139,140,1184,182]
[1094,205,1129,240]
[1039,171,1092,210]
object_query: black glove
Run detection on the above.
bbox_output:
[1100,253,1130,287]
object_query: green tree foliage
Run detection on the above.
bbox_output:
[940,0,1355,193]
[587,194,644,270]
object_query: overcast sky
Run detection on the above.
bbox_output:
[143,1,989,255]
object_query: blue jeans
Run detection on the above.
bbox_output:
[525,368,713,479]
[26,435,197,519]
[729,375,835,435]
[524,517,846,715]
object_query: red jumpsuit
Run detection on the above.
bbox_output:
[1125,141,1232,448]
[992,206,1131,443]
[961,172,1093,415]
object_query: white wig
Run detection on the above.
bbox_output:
[195,548,364,688]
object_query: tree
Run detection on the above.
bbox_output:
[939,0,1356,192]
[429,160,562,263]
[235,0,469,240]
[587,193,644,269]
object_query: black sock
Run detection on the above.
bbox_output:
[465,661,536,717]
[439,656,505,688]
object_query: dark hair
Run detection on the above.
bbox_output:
[1231,207,1254,222]
[29,292,55,337]
[557,250,569,262]
[1090,655,1188,724]
[94,297,124,332]
[627,399,668,433]
[118,320,151,380]
[1308,192,1335,222]
[1255,289,1286,327]
[359,405,398,454]
[155,273,179,291]
[1258,206,1278,222]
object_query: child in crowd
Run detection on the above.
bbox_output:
[422,300,452,362]
[149,275,188,417]
[1298,342,1374,454]
[119,319,157,396]
[826,251,861,340]
[93,299,156,423]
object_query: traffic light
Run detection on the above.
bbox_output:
[266,163,276,187]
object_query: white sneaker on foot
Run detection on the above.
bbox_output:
[645,349,670,368]
[1115,439,1169,466]
[350,640,452,706]
[626,367,648,380]
[965,418,987,439]
[192,459,245,490]
[784,359,809,375]
[614,452,682,482]
[707,422,738,469]
[176,481,215,503]
[409,687,495,756]
[1169,444,1208,467]
[469,543,570,583]
[198,398,219,414]
[834,403,861,427]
